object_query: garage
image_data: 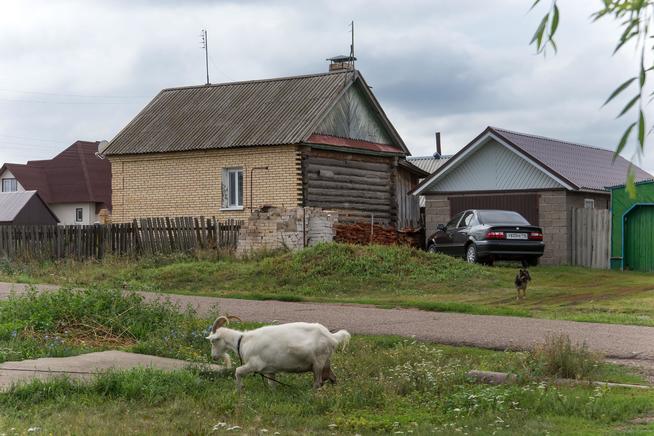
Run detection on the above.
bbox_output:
[622,205,654,272]
[609,180,654,272]
[448,193,540,225]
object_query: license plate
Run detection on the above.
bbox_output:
[506,232,528,240]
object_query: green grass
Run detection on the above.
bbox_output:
[1,243,654,326]
[0,287,652,434]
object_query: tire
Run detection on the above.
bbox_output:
[427,244,438,253]
[465,243,478,264]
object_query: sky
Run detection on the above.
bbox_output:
[1,0,653,174]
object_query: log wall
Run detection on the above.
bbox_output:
[302,148,396,225]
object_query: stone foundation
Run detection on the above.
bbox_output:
[236,207,338,256]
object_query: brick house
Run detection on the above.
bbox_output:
[0,141,111,225]
[103,66,427,227]
[411,127,652,265]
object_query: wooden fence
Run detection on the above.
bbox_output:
[0,217,242,260]
[570,208,610,269]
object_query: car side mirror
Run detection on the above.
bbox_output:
[437,224,446,231]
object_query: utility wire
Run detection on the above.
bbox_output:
[0,97,143,105]
[0,88,149,99]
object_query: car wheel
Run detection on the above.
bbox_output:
[465,244,478,264]
[427,243,438,253]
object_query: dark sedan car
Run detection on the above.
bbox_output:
[426,209,544,266]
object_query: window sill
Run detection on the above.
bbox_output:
[220,207,245,211]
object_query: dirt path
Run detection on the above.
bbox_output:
[2,282,653,361]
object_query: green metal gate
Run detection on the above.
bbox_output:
[624,204,654,272]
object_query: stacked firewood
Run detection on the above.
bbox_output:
[397,227,424,249]
[334,223,398,245]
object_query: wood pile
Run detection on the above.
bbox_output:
[334,223,398,245]
[398,227,425,249]
[334,223,424,248]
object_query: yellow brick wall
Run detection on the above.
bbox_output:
[109,145,303,222]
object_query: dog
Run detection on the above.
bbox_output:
[514,269,531,300]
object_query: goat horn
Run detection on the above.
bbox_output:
[211,316,229,333]
[227,315,242,322]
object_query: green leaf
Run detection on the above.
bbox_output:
[531,13,549,49]
[614,20,639,54]
[613,122,636,162]
[529,0,542,11]
[626,167,637,199]
[551,4,560,36]
[640,59,647,87]
[603,77,637,106]
[617,95,639,118]
[638,109,645,149]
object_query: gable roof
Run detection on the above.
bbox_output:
[1,141,112,208]
[103,70,408,156]
[0,191,58,223]
[412,127,653,195]
[407,155,451,175]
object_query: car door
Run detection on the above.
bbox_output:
[452,211,474,257]
[436,212,464,254]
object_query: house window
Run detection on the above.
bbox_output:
[222,168,243,209]
[75,208,83,222]
[1,178,17,192]
[584,198,595,209]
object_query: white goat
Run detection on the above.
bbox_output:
[206,315,350,390]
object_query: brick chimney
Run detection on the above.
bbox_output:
[327,55,356,72]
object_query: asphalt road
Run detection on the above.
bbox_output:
[1,282,653,361]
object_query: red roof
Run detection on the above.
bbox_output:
[1,141,112,210]
[306,134,403,154]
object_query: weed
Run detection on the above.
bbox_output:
[527,333,602,380]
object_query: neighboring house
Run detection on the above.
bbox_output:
[0,191,59,225]
[103,66,428,227]
[608,179,654,272]
[412,126,652,265]
[0,141,112,225]
[407,154,451,207]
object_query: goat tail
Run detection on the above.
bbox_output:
[330,329,351,351]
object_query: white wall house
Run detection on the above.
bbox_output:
[0,141,111,225]
[0,168,24,193]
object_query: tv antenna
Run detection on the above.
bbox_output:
[350,20,355,69]
[201,29,210,84]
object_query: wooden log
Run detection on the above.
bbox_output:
[304,156,391,172]
[305,163,391,180]
[307,187,391,201]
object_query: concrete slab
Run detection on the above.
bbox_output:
[0,350,224,391]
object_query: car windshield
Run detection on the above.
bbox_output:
[478,210,529,225]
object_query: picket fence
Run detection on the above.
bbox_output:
[0,217,242,260]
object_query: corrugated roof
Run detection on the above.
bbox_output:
[104,71,358,155]
[491,127,652,191]
[407,155,451,175]
[0,191,38,222]
[607,178,654,189]
[1,141,111,208]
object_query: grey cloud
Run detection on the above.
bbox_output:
[0,0,651,174]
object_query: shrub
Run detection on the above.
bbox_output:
[527,334,601,380]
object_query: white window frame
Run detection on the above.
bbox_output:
[221,168,244,210]
[1,178,17,192]
[584,198,595,209]
[75,207,84,222]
